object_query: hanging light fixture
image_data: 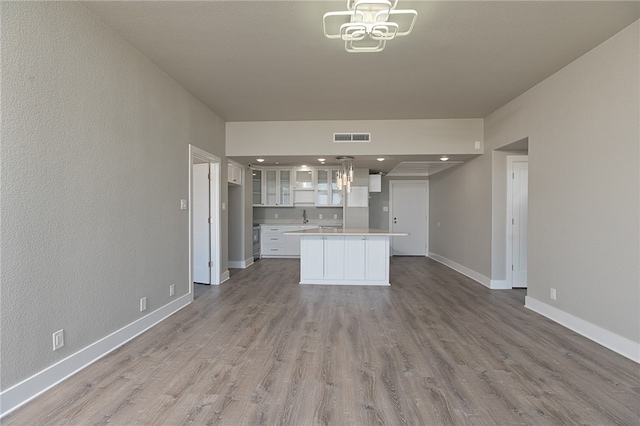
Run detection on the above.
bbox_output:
[335,156,355,193]
[323,0,417,53]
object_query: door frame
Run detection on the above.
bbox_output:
[506,155,528,288]
[189,145,221,292]
[388,180,429,256]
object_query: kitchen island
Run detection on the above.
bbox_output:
[283,228,408,286]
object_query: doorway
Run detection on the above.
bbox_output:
[189,145,221,292]
[507,156,528,288]
[389,180,429,256]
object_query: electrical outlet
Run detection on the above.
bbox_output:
[474,141,481,149]
[274,213,278,219]
[53,329,64,351]
[333,214,338,219]
[319,214,323,219]
[550,288,557,301]
[170,284,175,296]
[140,297,147,312]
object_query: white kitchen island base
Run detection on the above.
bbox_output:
[285,228,408,286]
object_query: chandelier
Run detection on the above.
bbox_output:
[323,0,417,53]
[336,156,354,192]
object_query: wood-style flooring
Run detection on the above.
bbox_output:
[4,257,639,425]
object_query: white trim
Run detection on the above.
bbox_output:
[389,180,429,256]
[506,155,528,288]
[428,252,492,288]
[221,270,230,283]
[0,294,191,418]
[300,280,390,286]
[525,296,640,363]
[189,145,222,289]
[228,257,254,269]
[490,279,511,289]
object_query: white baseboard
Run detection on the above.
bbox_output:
[525,296,640,363]
[490,279,511,289]
[0,294,192,418]
[220,270,230,283]
[428,252,492,288]
[228,257,254,269]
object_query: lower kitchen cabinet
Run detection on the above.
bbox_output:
[261,225,310,258]
[299,235,389,284]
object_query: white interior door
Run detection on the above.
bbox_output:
[193,163,211,284]
[390,181,428,256]
[511,161,528,288]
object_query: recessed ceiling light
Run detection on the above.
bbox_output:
[256,158,265,163]
[377,157,385,162]
[301,164,307,168]
[440,156,449,161]
[318,158,325,162]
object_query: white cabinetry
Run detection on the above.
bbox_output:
[261,225,287,257]
[252,169,263,206]
[293,168,315,204]
[299,234,389,284]
[301,236,325,278]
[256,168,293,206]
[344,236,387,281]
[368,174,382,192]
[324,237,345,280]
[261,225,310,258]
[316,169,342,206]
[228,162,243,185]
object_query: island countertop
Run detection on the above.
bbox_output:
[283,228,409,236]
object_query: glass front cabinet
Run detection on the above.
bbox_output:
[253,168,293,207]
[252,169,263,206]
[316,169,343,206]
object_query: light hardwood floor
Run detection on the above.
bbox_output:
[4,257,639,425]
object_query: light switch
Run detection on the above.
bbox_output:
[383,206,389,212]
[180,199,188,210]
[222,202,226,210]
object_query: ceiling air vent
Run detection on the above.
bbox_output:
[333,133,371,143]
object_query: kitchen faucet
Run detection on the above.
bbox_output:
[303,209,308,224]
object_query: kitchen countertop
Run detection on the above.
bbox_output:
[257,221,343,226]
[284,228,409,236]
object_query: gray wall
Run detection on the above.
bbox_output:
[1,2,226,390]
[227,119,483,156]
[430,20,639,342]
[429,156,493,279]
[228,183,244,263]
[343,168,370,229]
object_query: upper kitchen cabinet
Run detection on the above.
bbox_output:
[227,161,243,185]
[256,168,293,207]
[293,167,315,204]
[316,169,342,206]
[252,169,263,206]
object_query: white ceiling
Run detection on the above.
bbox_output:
[83,1,638,172]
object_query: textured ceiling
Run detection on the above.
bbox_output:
[84,1,639,122]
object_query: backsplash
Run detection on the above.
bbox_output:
[254,206,343,224]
